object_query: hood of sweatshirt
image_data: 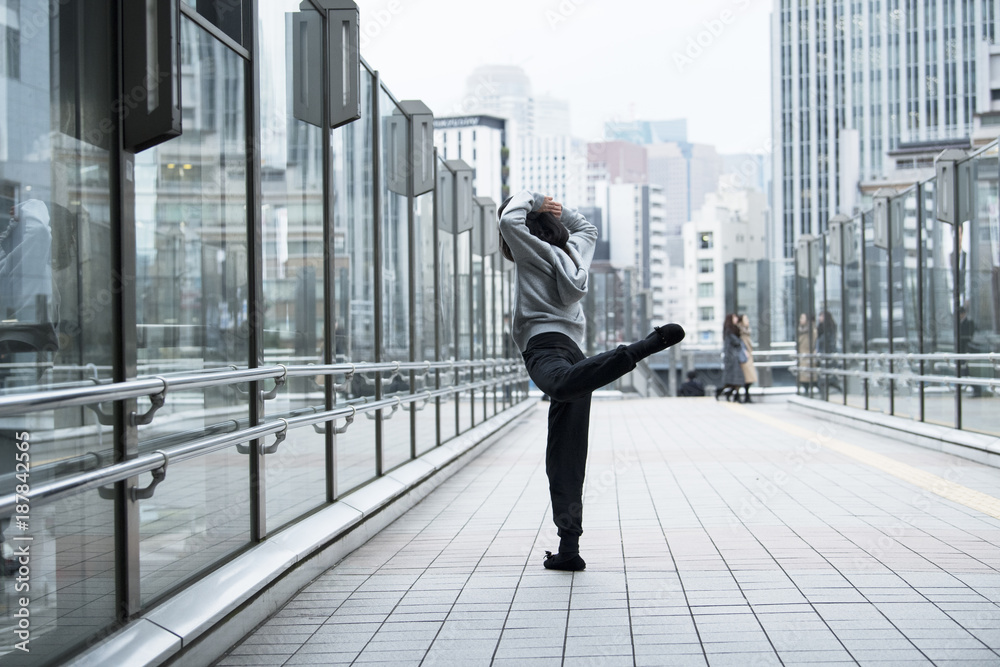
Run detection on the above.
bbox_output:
[552,244,588,305]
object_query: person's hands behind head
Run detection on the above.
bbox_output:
[540,197,563,219]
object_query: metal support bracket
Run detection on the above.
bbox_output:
[403,392,431,412]
[132,377,168,426]
[334,405,356,434]
[366,396,401,420]
[260,419,289,455]
[98,451,168,501]
[260,365,287,401]
[333,364,356,393]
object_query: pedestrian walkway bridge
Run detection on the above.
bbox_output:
[200,397,1000,667]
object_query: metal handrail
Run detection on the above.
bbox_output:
[798,352,1000,362]
[789,365,1000,387]
[0,370,527,517]
[0,359,518,418]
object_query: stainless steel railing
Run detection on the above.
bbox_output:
[791,352,1000,387]
[0,360,527,517]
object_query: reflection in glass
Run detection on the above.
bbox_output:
[380,90,411,472]
[332,69,376,493]
[894,191,920,419]
[0,2,118,659]
[923,182,957,427]
[959,148,1000,435]
[258,1,327,530]
[865,215,890,415]
[136,17,250,604]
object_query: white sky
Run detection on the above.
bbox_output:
[357,0,773,154]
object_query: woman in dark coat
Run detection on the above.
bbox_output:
[716,313,746,401]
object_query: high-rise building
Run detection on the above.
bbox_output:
[515,134,587,206]
[462,65,571,138]
[683,188,768,345]
[772,0,1000,260]
[434,115,509,202]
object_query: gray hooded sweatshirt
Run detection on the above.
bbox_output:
[499,190,598,353]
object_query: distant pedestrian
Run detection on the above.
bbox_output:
[716,313,745,401]
[797,313,817,394]
[738,314,758,403]
[678,371,705,397]
[499,190,685,572]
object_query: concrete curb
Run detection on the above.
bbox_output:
[787,396,1000,469]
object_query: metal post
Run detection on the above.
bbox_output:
[406,112,417,461]
[245,0,266,541]
[113,0,140,618]
[433,151,441,445]
[372,72,383,475]
[917,183,925,421]
[322,5,336,501]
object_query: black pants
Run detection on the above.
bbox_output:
[522,332,636,545]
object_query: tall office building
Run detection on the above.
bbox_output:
[434,115,509,202]
[772,0,1000,260]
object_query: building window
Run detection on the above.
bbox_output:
[698,259,714,273]
[698,283,714,298]
[700,232,714,249]
[699,307,715,322]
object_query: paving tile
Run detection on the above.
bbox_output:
[214,400,1000,667]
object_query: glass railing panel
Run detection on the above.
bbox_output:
[330,66,376,492]
[137,16,251,605]
[456,230,473,433]
[844,214,866,409]
[819,236,843,404]
[378,91,411,472]
[893,190,920,419]
[921,181,957,428]
[337,372,378,494]
[257,0,328,531]
[437,219,456,443]
[0,0,122,652]
[865,212,891,415]
[958,146,1000,436]
[414,191,437,455]
[0,0,120,652]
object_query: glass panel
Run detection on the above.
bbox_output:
[414,192,436,455]
[136,17,249,605]
[437,218,456,443]
[183,0,246,46]
[820,236,843,404]
[379,90,410,472]
[959,147,1000,435]
[332,68,375,494]
[894,190,921,419]
[866,212,891,415]
[258,1,327,530]
[456,230,472,433]
[922,181,957,427]
[844,216,866,408]
[0,1,119,658]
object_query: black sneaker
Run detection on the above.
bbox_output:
[543,550,586,571]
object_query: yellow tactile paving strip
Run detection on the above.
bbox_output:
[727,402,1000,522]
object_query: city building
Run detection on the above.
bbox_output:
[771,0,1000,261]
[434,115,509,202]
[515,134,587,206]
[683,187,768,345]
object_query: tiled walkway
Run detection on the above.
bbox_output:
[215,398,1000,667]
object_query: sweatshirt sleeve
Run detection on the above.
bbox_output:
[498,190,554,268]
[559,207,598,273]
